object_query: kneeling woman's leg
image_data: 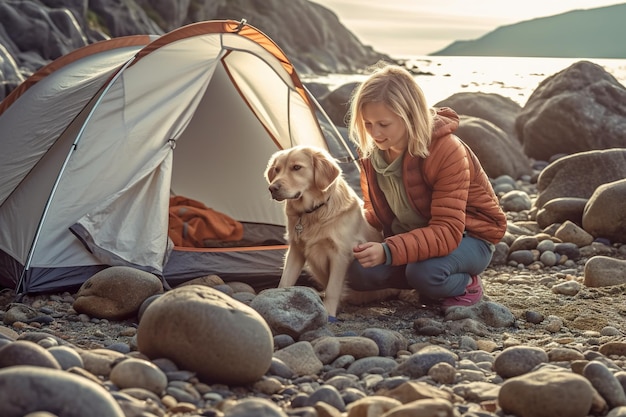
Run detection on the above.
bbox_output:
[405,236,494,299]
[347,261,411,291]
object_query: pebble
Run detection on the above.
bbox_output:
[583,361,626,408]
[275,341,325,377]
[391,345,457,378]
[0,340,61,369]
[428,361,456,384]
[493,345,549,378]
[109,357,168,394]
[47,345,84,369]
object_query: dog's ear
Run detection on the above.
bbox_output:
[312,149,341,190]
[265,153,279,183]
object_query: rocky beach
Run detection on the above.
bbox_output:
[1,166,626,417]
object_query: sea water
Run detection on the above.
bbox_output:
[303,56,626,107]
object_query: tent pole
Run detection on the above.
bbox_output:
[16,57,138,296]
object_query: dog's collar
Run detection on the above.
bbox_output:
[295,197,330,235]
[304,197,330,214]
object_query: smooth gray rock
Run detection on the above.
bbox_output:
[583,178,626,243]
[360,328,408,358]
[583,361,626,408]
[0,340,61,370]
[536,197,588,228]
[273,341,323,377]
[493,346,548,378]
[500,190,532,212]
[391,345,457,378]
[47,345,84,370]
[250,286,328,339]
[444,301,516,328]
[534,149,626,210]
[73,266,164,320]
[222,397,288,417]
[0,365,125,417]
[584,256,626,287]
[109,357,168,395]
[346,356,398,376]
[499,369,594,417]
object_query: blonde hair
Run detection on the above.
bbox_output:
[348,62,433,158]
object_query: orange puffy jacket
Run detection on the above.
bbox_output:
[360,107,507,265]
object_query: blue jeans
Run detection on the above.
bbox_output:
[347,236,495,299]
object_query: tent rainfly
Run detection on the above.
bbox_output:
[0,19,359,295]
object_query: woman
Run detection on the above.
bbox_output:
[347,63,507,308]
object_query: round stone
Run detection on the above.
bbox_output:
[73,266,164,320]
[0,365,125,417]
[109,358,168,395]
[136,285,273,385]
[0,341,61,369]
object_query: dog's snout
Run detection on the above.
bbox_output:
[269,182,281,193]
[269,182,285,200]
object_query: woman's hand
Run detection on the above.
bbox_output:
[353,242,385,267]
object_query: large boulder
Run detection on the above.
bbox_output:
[0,44,25,99]
[534,149,626,210]
[436,92,522,141]
[436,92,533,179]
[214,0,391,74]
[0,1,91,72]
[455,115,533,179]
[88,0,164,37]
[515,60,626,162]
[317,81,360,127]
[136,285,273,385]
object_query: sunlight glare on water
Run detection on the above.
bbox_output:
[303,56,626,107]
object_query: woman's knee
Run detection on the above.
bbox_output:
[406,261,446,280]
[405,262,447,289]
[404,262,464,298]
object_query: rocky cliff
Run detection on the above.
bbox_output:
[0,0,391,100]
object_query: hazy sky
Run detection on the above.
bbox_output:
[310,0,625,55]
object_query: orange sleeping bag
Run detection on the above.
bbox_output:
[168,196,243,247]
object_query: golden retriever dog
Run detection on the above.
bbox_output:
[265,145,397,319]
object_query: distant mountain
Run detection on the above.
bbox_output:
[431,3,626,58]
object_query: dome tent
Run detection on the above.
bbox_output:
[0,20,358,295]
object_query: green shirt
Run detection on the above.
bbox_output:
[371,150,428,235]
